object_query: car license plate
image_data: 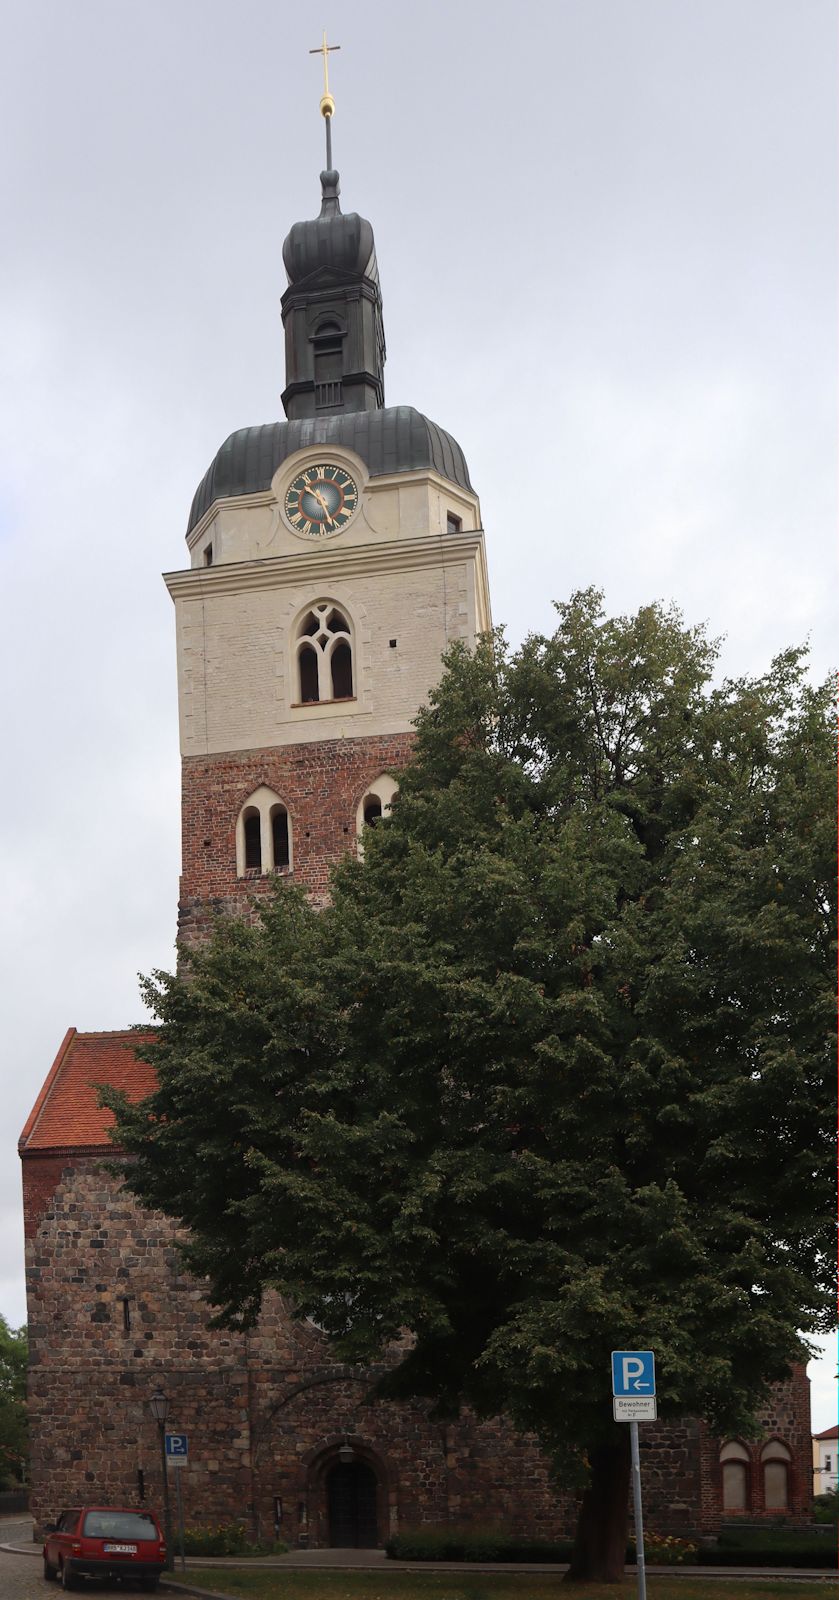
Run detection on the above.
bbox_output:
[103,1543,137,1553]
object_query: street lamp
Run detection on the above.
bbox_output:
[149,1388,174,1570]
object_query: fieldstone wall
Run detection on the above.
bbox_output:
[23,1150,811,1545]
[23,1153,577,1542]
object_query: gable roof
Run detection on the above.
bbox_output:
[19,1028,157,1154]
[813,1423,839,1440]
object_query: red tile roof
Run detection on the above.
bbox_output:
[19,1028,158,1153]
[814,1423,839,1440]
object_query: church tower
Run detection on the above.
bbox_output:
[19,43,814,1551]
[167,70,490,941]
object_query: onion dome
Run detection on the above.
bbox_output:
[282,170,377,285]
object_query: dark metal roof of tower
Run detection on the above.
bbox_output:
[282,169,377,285]
[187,59,473,538]
[187,408,473,535]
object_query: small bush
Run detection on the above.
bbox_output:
[181,1523,250,1556]
[628,1532,698,1565]
[179,1523,287,1557]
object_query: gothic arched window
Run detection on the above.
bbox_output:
[295,602,354,705]
[356,774,399,856]
[236,787,293,877]
[719,1440,750,1512]
[760,1440,792,1510]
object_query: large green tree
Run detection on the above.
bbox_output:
[107,591,835,1581]
[0,1317,28,1489]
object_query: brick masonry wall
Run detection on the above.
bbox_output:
[178,730,414,939]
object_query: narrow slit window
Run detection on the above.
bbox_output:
[446,512,462,535]
[121,1298,131,1333]
[244,812,262,871]
[272,808,290,869]
[203,543,213,566]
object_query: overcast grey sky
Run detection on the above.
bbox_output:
[1,1,835,1426]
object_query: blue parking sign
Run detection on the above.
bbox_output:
[611,1350,655,1397]
[165,1432,189,1462]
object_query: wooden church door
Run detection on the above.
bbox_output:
[327,1459,378,1547]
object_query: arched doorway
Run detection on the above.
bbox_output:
[327,1458,378,1547]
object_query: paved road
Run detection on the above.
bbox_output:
[0,1518,42,1600]
[0,1518,164,1599]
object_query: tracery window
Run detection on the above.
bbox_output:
[295,602,354,705]
[236,786,293,877]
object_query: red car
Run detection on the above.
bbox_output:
[42,1505,166,1590]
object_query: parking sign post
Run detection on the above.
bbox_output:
[165,1433,189,1573]
[629,1418,647,1600]
[611,1352,656,1600]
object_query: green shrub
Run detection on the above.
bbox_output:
[181,1523,244,1556]
[717,1526,834,1554]
[628,1532,698,1565]
[385,1528,575,1563]
[179,1522,287,1557]
[700,1538,836,1568]
[813,1491,839,1525]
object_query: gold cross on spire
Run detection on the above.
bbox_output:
[309,29,340,118]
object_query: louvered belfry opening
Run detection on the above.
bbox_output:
[281,169,385,421]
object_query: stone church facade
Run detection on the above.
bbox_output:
[20,140,813,1546]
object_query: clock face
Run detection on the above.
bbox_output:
[284,463,358,536]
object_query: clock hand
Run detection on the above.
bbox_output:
[309,486,335,528]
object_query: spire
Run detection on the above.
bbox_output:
[309,29,340,172]
[279,34,386,421]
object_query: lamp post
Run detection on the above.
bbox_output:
[149,1388,174,1570]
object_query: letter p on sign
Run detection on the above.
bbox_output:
[611,1350,655,1396]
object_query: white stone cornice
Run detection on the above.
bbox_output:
[185,466,480,550]
[164,530,489,610]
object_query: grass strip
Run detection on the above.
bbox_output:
[168,1571,839,1600]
